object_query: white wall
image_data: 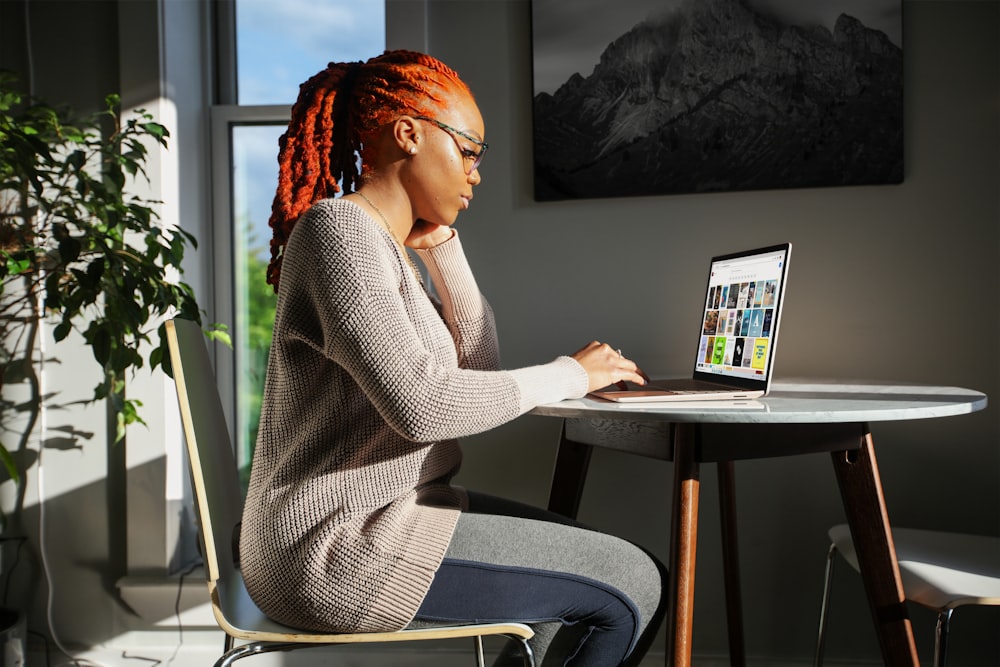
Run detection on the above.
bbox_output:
[0,0,996,664]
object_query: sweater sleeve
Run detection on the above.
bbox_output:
[413,230,482,324]
[508,356,590,411]
[280,201,588,441]
[417,232,589,411]
[279,204,516,442]
[414,231,499,371]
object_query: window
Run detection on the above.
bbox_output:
[213,1,385,481]
[236,0,386,106]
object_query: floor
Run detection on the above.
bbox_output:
[26,644,878,667]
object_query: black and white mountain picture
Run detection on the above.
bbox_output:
[530,0,903,201]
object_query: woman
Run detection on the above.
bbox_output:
[240,49,666,666]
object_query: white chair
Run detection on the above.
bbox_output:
[814,523,1000,667]
[164,317,535,667]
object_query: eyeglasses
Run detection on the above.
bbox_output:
[414,115,488,174]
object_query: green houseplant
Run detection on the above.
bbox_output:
[0,70,227,501]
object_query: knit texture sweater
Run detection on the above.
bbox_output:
[240,199,589,633]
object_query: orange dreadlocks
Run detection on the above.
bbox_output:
[265,50,473,291]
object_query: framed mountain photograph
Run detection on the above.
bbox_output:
[530,0,903,201]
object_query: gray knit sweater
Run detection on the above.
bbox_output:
[240,198,589,633]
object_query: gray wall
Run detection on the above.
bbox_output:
[1,0,996,663]
[417,1,999,663]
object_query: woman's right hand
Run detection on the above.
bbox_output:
[571,341,648,392]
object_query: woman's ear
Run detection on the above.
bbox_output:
[393,116,420,156]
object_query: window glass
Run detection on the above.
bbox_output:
[229,1,385,479]
[230,124,283,481]
[236,0,386,105]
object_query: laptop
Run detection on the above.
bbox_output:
[590,243,791,403]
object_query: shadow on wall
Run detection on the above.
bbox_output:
[1,455,201,649]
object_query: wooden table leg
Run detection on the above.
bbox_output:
[547,421,593,520]
[830,427,919,666]
[667,423,701,667]
[718,461,745,667]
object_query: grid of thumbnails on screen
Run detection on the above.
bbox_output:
[696,252,785,379]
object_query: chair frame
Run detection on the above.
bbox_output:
[814,523,1000,667]
[165,318,535,667]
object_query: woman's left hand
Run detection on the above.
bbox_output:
[406,219,454,249]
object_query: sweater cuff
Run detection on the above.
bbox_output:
[508,356,589,413]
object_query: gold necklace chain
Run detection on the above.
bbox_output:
[355,191,422,282]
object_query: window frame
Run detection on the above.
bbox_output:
[209,104,289,451]
[209,0,423,471]
[120,0,423,623]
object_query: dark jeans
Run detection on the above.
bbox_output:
[411,492,667,666]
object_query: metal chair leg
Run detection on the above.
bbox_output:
[216,641,305,667]
[474,635,485,667]
[475,634,535,667]
[515,636,536,667]
[934,608,953,667]
[814,543,839,667]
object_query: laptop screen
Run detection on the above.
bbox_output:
[693,243,791,388]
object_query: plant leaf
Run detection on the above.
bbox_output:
[0,443,19,484]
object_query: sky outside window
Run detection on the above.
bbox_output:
[236,0,386,105]
[233,0,386,258]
